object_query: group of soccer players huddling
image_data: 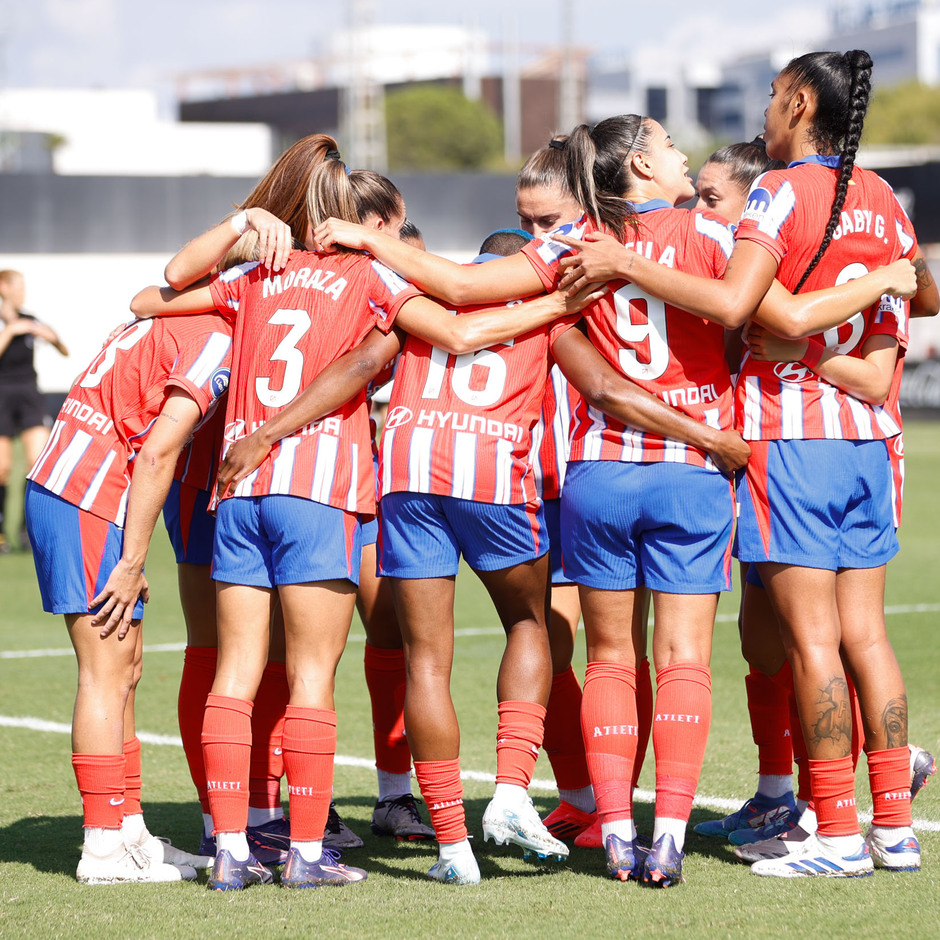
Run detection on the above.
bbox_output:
[24,48,937,890]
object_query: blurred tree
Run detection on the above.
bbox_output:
[865,82,940,145]
[386,84,503,171]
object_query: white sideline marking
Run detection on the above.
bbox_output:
[2,713,937,833]
[3,604,939,660]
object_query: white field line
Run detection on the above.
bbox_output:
[1,713,937,833]
[3,603,939,660]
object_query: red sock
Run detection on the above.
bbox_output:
[495,700,545,787]
[178,645,217,813]
[202,693,253,834]
[72,753,126,829]
[868,746,912,828]
[777,663,811,803]
[653,663,712,822]
[122,736,143,816]
[632,657,653,788]
[281,706,336,842]
[249,660,290,810]
[543,667,590,791]
[581,661,637,824]
[847,675,865,772]
[810,756,859,836]
[364,644,411,775]
[414,758,466,843]
[745,667,793,777]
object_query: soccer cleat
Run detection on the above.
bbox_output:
[482,794,569,861]
[200,832,217,858]
[865,827,921,872]
[733,821,814,862]
[133,832,213,870]
[728,806,801,845]
[208,850,274,891]
[694,791,796,839]
[322,801,364,850]
[640,834,684,887]
[574,816,602,849]
[246,817,291,865]
[280,847,367,888]
[427,851,481,885]
[371,794,436,841]
[751,832,873,878]
[605,833,642,881]
[77,842,197,884]
[910,744,936,801]
[543,801,596,841]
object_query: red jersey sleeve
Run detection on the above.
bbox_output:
[366,259,422,332]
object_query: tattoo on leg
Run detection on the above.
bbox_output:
[881,696,908,750]
[810,676,852,749]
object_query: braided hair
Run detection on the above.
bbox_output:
[782,50,873,292]
[565,116,647,240]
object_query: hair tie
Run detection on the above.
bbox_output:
[326,149,342,161]
[549,138,566,150]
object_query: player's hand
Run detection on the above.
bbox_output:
[217,433,273,500]
[90,560,149,640]
[555,232,628,293]
[312,218,372,253]
[879,258,917,298]
[555,282,608,316]
[245,208,293,272]
[744,322,808,363]
[704,428,751,475]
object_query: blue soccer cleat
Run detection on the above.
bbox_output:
[280,847,367,888]
[694,791,796,839]
[605,833,643,881]
[728,805,801,845]
[208,850,274,891]
[641,834,685,888]
[246,817,291,865]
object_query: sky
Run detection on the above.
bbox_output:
[0,0,833,112]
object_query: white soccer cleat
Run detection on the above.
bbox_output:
[482,794,569,861]
[427,850,481,886]
[750,832,873,879]
[865,827,921,872]
[134,832,214,870]
[77,842,197,884]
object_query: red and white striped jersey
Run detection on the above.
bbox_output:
[735,158,916,441]
[174,403,226,492]
[530,365,579,499]
[379,303,571,505]
[523,205,735,469]
[210,250,418,513]
[28,314,233,525]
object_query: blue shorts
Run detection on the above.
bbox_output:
[378,492,547,578]
[25,482,145,618]
[163,480,215,566]
[560,460,734,593]
[361,515,379,547]
[736,439,898,570]
[542,497,572,585]
[213,495,362,587]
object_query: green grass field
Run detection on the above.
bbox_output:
[1,425,938,939]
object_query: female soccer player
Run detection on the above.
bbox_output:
[558,51,938,878]
[25,310,233,883]
[131,159,618,889]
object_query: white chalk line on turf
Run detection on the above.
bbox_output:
[2,713,937,833]
[3,603,939,660]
